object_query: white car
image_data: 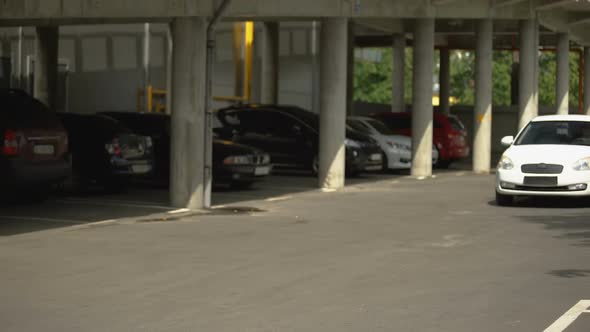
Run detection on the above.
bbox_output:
[347,116,438,170]
[496,115,590,205]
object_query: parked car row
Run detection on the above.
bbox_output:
[1,89,470,200]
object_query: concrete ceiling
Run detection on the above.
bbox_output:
[355,0,590,48]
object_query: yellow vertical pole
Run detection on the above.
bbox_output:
[147,85,153,112]
[244,21,254,102]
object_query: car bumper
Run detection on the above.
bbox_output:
[0,158,71,188]
[385,149,412,170]
[347,148,383,173]
[215,164,272,184]
[110,158,154,176]
[384,149,439,170]
[496,169,590,196]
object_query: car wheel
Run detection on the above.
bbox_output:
[231,181,254,190]
[311,155,319,175]
[436,159,451,169]
[382,152,389,172]
[495,192,514,206]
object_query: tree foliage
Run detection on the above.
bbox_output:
[354,47,583,108]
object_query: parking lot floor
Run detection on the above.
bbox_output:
[1,171,590,331]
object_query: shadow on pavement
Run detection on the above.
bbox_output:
[516,211,590,247]
[547,269,590,278]
[0,188,174,237]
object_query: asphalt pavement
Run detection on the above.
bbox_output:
[1,171,589,331]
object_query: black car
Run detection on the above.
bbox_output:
[0,89,71,199]
[57,113,154,192]
[100,112,271,188]
[215,104,383,175]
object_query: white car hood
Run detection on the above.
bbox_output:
[505,144,590,166]
[384,135,411,145]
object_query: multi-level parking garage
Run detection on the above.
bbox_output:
[1,0,590,210]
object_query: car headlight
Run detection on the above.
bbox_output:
[345,139,361,148]
[497,155,514,170]
[573,157,590,171]
[223,155,250,165]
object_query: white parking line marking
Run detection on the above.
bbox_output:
[265,195,293,202]
[168,208,191,214]
[0,215,81,224]
[56,199,171,210]
[544,300,590,332]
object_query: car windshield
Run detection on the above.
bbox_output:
[347,119,372,135]
[365,119,395,135]
[448,116,465,132]
[515,121,590,146]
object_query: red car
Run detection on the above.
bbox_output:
[0,89,71,200]
[370,112,470,168]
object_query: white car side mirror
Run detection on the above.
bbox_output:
[501,136,514,147]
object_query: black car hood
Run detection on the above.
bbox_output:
[213,139,261,156]
[346,129,376,144]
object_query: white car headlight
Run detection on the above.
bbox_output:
[387,141,410,151]
[497,155,514,170]
[345,139,361,148]
[573,157,590,171]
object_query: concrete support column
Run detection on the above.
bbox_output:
[34,26,59,109]
[518,19,539,130]
[392,33,406,113]
[319,18,348,190]
[584,47,590,115]
[311,21,320,113]
[165,23,173,114]
[170,18,207,209]
[556,32,570,115]
[439,47,451,115]
[473,19,493,174]
[0,38,10,89]
[411,18,435,178]
[346,21,355,116]
[143,23,151,111]
[260,22,279,104]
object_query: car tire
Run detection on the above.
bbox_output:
[231,181,254,190]
[495,192,514,206]
[436,159,451,169]
[311,155,319,175]
[382,152,389,172]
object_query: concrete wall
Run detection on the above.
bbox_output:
[0,22,317,113]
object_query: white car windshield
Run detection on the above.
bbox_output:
[515,121,590,146]
[366,119,395,135]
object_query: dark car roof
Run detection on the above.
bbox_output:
[0,89,63,130]
[100,111,170,136]
[219,104,376,143]
[57,113,132,137]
